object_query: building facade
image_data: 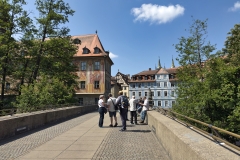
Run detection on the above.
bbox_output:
[72,34,113,105]
[128,59,178,108]
[111,71,130,98]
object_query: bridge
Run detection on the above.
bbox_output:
[0,106,239,160]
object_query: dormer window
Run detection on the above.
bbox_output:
[83,46,89,54]
[73,38,81,44]
[94,46,100,54]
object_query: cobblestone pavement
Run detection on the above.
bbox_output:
[0,111,170,160]
[0,113,96,160]
[92,122,170,160]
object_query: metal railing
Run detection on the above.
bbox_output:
[0,102,97,117]
[153,106,240,152]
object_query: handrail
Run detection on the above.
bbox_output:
[153,106,240,152]
[0,103,97,117]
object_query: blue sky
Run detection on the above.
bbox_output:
[23,0,240,76]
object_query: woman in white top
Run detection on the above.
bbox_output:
[98,95,106,127]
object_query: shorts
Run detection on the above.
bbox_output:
[109,111,116,117]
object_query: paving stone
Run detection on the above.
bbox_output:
[0,111,170,160]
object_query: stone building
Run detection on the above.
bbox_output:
[72,34,113,105]
[111,71,130,98]
[128,58,178,108]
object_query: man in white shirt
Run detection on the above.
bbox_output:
[139,96,149,123]
[106,93,118,127]
[129,96,138,124]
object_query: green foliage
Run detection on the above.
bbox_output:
[14,75,76,112]
[0,0,33,107]
[174,20,240,135]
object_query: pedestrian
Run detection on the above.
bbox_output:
[129,96,138,125]
[98,95,106,127]
[139,96,149,123]
[106,93,118,127]
[115,91,129,131]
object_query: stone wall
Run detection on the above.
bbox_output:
[147,111,240,160]
[0,105,97,140]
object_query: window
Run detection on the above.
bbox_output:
[157,82,160,88]
[139,92,141,96]
[81,62,86,71]
[94,81,100,89]
[151,76,154,80]
[144,83,147,88]
[73,38,81,44]
[133,92,135,96]
[145,92,147,96]
[80,81,85,89]
[151,83,153,88]
[95,98,98,104]
[164,82,167,87]
[83,47,89,54]
[172,101,176,106]
[79,98,83,105]
[171,91,174,97]
[164,91,167,97]
[157,91,161,97]
[151,92,154,96]
[6,83,10,90]
[138,84,141,88]
[165,101,168,107]
[158,101,161,106]
[132,84,135,88]
[144,76,147,80]
[94,46,100,54]
[94,61,100,70]
[171,83,175,87]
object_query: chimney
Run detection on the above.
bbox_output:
[149,68,151,71]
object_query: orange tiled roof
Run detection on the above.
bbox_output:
[156,68,168,74]
[133,69,158,76]
[72,34,108,57]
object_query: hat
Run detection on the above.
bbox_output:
[99,95,104,99]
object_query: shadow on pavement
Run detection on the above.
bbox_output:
[125,130,151,133]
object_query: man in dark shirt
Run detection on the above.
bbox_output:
[115,91,128,131]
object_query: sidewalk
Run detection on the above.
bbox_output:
[11,111,170,160]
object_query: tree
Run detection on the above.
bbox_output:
[224,24,240,66]
[29,0,75,84]
[0,0,33,108]
[14,74,75,112]
[174,18,216,120]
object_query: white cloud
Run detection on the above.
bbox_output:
[131,4,185,24]
[229,1,240,11]
[109,52,118,59]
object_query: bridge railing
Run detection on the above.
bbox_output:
[0,102,97,117]
[153,106,240,152]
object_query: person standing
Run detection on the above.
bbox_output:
[116,91,128,131]
[129,96,138,125]
[98,95,106,127]
[139,96,149,123]
[107,93,118,127]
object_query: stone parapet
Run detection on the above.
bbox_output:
[147,111,240,160]
[0,105,97,140]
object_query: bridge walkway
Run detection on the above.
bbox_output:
[0,111,170,160]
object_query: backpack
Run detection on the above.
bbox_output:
[121,96,129,108]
